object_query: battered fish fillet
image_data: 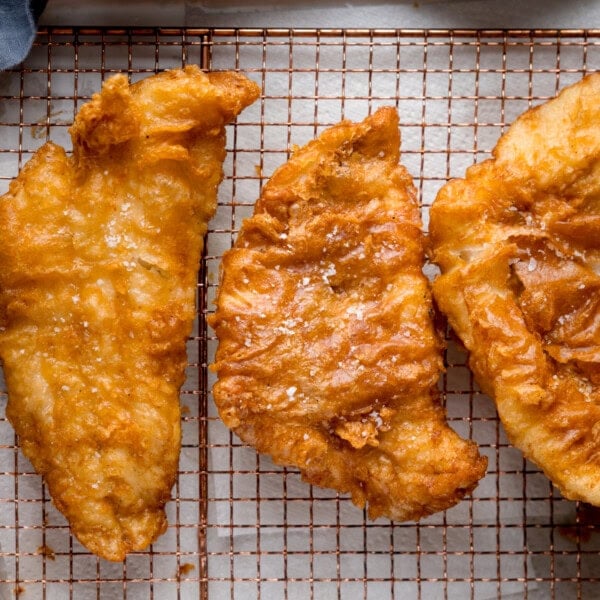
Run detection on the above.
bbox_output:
[430,73,600,505]
[0,66,259,560]
[210,108,487,521]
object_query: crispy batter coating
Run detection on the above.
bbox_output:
[0,66,259,560]
[210,108,487,522]
[429,73,600,505]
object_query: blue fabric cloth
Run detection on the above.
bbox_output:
[0,0,47,70]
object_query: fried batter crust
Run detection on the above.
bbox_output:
[430,73,600,505]
[0,66,259,560]
[210,108,487,522]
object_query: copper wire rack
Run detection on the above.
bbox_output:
[0,27,600,600]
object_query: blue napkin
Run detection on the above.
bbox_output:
[0,0,47,70]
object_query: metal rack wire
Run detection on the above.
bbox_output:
[0,27,599,599]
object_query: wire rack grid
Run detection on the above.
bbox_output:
[0,26,599,600]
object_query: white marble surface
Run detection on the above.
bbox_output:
[39,0,600,29]
[2,15,598,600]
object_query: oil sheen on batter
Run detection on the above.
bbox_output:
[0,66,259,560]
[210,108,487,522]
[430,73,600,506]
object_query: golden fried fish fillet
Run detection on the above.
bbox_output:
[0,66,259,560]
[210,107,487,521]
[429,73,600,505]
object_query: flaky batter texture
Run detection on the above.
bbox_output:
[430,73,600,505]
[210,107,487,522]
[0,66,259,560]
